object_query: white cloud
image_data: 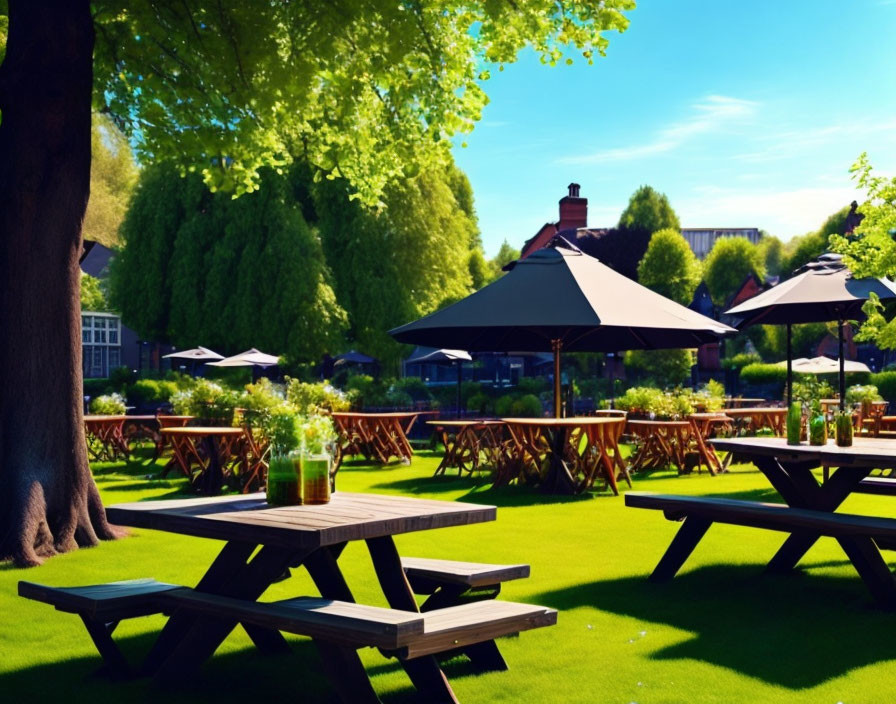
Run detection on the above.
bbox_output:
[557,95,758,164]
[676,184,865,240]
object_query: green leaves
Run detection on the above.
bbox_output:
[91,0,633,203]
[703,236,766,306]
[637,228,702,305]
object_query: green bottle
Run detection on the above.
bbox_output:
[786,402,802,445]
[835,411,853,447]
[266,452,302,506]
[809,414,827,446]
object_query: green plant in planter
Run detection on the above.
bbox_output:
[89,392,126,415]
[792,376,833,410]
[299,414,338,503]
[808,399,827,445]
[846,384,882,406]
[835,411,853,447]
[265,406,302,506]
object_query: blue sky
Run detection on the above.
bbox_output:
[453,0,896,257]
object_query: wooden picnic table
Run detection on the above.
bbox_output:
[84,414,150,461]
[331,412,420,465]
[500,417,628,495]
[161,427,247,495]
[723,397,766,408]
[707,436,896,604]
[722,406,787,435]
[105,492,498,701]
[427,420,507,476]
[627,419,720,476]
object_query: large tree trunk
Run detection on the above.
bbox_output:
[0,0,121,566]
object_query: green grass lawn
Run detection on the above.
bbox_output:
[3,448,896,703]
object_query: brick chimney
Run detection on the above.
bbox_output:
[558,183,587,231]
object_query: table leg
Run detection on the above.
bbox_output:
[366,536,459,704]
[151,543,307,682]
[541,428,577,494]
[649,516,713,582]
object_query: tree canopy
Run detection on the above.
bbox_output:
[636,227,701,305]
[780,206,849,277]
[756,233,784,278]
[703,236,766,306]
[83,114,139,247]
[110,163,348,362]
[91,1,633,202]
[618,185,680,234]
[832,154,896,348]
[313,162,479,367]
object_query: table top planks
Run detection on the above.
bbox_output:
[106,492,496,549]
[500,417,618,427]
[709,436,896,468]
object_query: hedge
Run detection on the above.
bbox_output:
[738,363,787,386]
[870,371,896,403]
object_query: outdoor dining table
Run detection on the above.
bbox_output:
[331,412,420,465]
[722,407,787,435]
[500,417,627,495]
[427,419,508,477]
[723,397,766,409]
[627,418,722,476]
[161,427,247,495]
[104,491,497,702]
[83,414,151,461]
[704,436,896,605]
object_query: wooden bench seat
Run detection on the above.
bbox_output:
[855,476,896,496]
[401,557,529,609]
[626,491,896,605]
[158,588,556,660]
[19,578,180,675]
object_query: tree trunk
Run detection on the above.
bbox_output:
[0,0,121,566]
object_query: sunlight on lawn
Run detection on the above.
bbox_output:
[3,447,896,703]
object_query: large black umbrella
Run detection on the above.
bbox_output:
[725,253,896,409]
[390,237,735,417]
[406,347,472,417]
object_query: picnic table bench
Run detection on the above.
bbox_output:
[20,492,554,702]
[629,437,896,607]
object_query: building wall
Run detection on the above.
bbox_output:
[681,227,761,259]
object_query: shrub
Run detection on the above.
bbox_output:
[127,378,180,405]
[870,371,896,402]
[739,363,787,386]
[615,387,666,415]
[285,378,351,414]
[392,377,433,402]
[792,376,833,409]
[721,353,761,371]
[517,377,549,395]
[494,395,514,417]
[846,384,882,405]
[513,394,543,417]
[89,393,127,415]
[467,392,493,415]
[625,349,692,387]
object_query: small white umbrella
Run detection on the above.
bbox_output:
[163,346,225,361]
[775,356,871,374]
[208,348,280,368]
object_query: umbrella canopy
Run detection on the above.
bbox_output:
[391,238,734,352]
[162,346,224,361]
[390,238,734,416]
[405,348,472,417]
[406,347,473,364]
[334,350,377,365]
[726,254,896,325]
[775,356,871,375]
[208,348,280,368]
[725,253,896,408]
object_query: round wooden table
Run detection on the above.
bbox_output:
[427,420,507,476]
[161,427,247,495]
[723,407,787,435]
[331,412,420,464]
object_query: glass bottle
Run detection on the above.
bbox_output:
[809,414,827,446]
[302,453,331,505]
[266,450,302,506]
[786,402,802,445]
[835,411,853,447]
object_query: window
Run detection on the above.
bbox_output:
[81,313,123,378]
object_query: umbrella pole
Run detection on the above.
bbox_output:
[839,320,846,412]
[456,361,463,419]
[786,323,793,407]
[552,339,562,419]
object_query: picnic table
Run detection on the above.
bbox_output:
[83,414,157,461]
[501,417,627,495]
[626,419,720,476]
[331,412,420,465]
[722,406,787,435]
[161,427,247,495]
[723,397,766,409]
[630,436,896,607]
[101,492,551,701]
[427,420,508,476]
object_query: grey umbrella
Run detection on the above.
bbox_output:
[725,253,896,409]
[406,347,472,417]
[390,237,735,417]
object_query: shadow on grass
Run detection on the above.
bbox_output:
[0,628,461,704]
[529,563,896,688]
